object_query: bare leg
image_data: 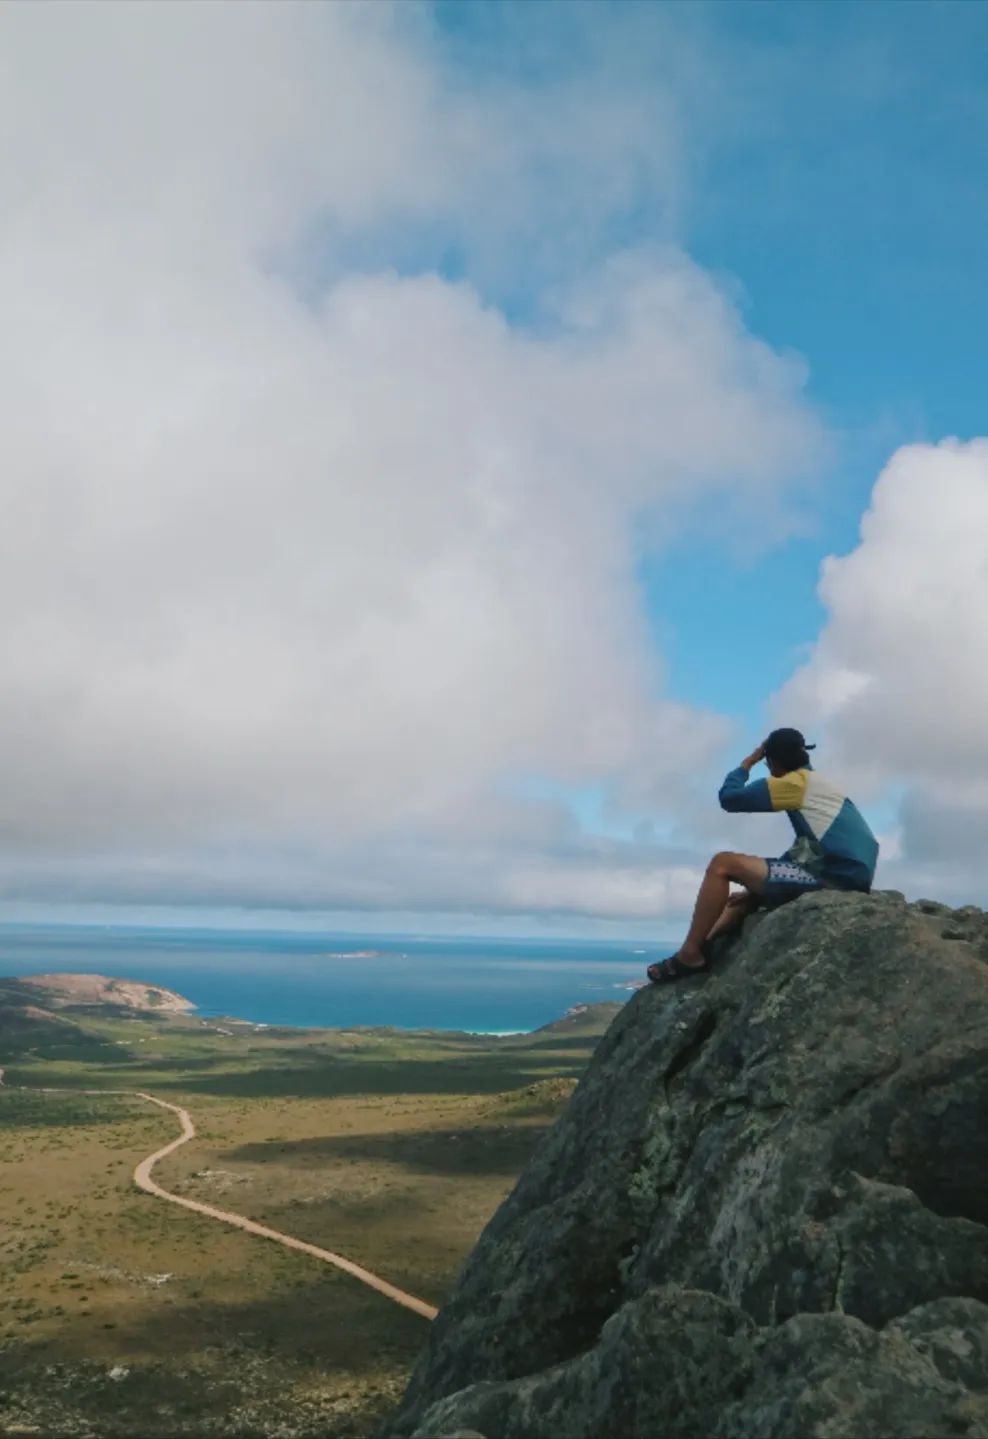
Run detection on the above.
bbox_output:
[678,853,768,965]
[704,890,759,944]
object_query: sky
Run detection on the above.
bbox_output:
[2,0,987,938]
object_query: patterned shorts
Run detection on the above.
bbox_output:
[762,857,823,905]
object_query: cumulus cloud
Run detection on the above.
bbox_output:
[777,438,988,902]
[0,2,822,921]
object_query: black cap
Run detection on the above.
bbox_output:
[764,727,816,761]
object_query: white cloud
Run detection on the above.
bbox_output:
[0,833,705,924]
[777,438,988,902]
[0,2,822,922]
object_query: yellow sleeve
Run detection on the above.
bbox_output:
[766,770,808,812]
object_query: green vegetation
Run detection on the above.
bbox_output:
[0,1088,134,1129]
[0,980,620,1436]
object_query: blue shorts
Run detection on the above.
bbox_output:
[761,857,823,906]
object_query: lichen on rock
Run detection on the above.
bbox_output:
[384,891,988,1439]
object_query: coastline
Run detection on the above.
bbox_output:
[0,925,664,1036]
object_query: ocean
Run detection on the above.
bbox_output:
[0,924,671,1033]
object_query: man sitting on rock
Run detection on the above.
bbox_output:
[647,727,878,983]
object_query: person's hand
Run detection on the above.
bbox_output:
[741,741,766,770]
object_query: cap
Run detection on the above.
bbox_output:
[764,727,816,759]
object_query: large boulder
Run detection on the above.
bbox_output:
[385,891,988,1438]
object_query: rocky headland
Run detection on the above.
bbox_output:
[386,890,988,1439]
[15,972,195,1013]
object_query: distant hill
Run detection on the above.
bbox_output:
[0,973,194,1064]
[0,977,107,1062]
[15,972,195,1014]
[480,1002,622,1053]
[528,1001,623,1039]
[0,976,73,1040]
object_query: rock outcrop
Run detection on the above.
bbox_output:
[386,891,988,1438]
[17,972,195,1013]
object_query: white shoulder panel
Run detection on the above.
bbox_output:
[801,773,845,839]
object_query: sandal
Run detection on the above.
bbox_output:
[646,952,708,984]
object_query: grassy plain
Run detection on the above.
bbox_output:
[0,993,620,1436]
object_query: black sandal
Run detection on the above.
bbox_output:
[646,953,708,984]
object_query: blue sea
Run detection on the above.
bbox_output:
[0,925,671,1033]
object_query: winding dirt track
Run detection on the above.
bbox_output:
[4,1076,437,1322]
[131,1091,437,1320]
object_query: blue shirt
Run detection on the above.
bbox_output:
[719,766,879,892]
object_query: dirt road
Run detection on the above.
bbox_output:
[3,1078,438,1321]
[132,1091,438,1320]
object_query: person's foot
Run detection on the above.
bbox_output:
[646,950,708,983]
[677,943,707,967]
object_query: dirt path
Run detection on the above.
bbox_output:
[3,1078,437,1321]
[131,1091,438,1320]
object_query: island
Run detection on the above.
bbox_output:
[321,949,385,960]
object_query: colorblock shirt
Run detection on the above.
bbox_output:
[718,766,879,892]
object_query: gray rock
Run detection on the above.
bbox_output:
[889,1297,988,1390]
[410,1287,756,1439]
[385,892,988,1438]
[409,1289,988,1439]
[916,898,954,916]
[719,1305,988,1439]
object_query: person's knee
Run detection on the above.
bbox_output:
[708,850,738,878]
[708,851,762,885]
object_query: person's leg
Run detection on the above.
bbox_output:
[648,853,769,981]
[704,889,759,944]
[677,853,768,966]
[648,857,825,982]
[647,854,767,982]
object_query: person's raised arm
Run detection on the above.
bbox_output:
[720,741,808,813]
[740,742,766,772]
[718,742,773,812]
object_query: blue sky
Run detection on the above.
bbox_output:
[3,1,988,935]
[434,0,988,740]
[677,0,988,731]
